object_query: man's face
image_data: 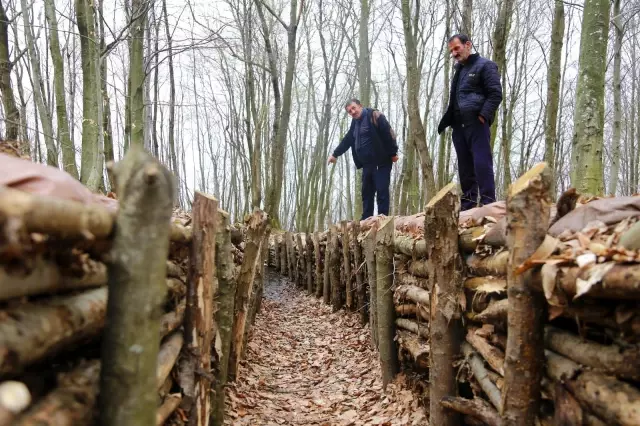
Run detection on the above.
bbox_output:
[346,102,364,119]
[448,38,472,63]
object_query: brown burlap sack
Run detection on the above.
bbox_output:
[548,196,640,236]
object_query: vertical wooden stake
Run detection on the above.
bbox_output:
[286,232,295,280]
[376,217,398,388]
[296,233,305,288]
[306,233,314,295]
[279,235,287,275]
[313,232,323,298]
[341,221,353,309]
[426,183,463,426]
[99,146,175,426]
[502,163,551,425]
[364,226,378,349]
[353,221,367,325]
[323,235,331,304]
[212,209,236,426]
[228,210,268,381]
[329,225,343,312]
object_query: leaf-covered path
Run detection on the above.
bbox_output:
[224,271,427,425]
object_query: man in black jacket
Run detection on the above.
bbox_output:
[438,34,503,211]
[328,99,399,220]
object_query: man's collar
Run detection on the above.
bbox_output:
[455,52,480,69]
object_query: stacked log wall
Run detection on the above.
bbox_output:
[273,162,640,425]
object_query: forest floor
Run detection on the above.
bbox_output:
[224,270,427,426]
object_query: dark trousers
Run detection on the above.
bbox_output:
[452,120,496,211]
[361,163,392,220]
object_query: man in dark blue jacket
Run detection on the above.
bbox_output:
[438,34,502,211]
[328,99,399,220]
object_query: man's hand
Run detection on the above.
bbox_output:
[391,155,399,163]
[478,115,486,124]
[327,155,337,164]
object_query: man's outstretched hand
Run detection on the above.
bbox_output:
[392,155,399,163]
[327,155,337,164]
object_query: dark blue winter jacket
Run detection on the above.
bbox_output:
[438,53,503,131]
[332,108,398,169]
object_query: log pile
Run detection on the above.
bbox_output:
[0,149,267,426]
[274,162,640,425]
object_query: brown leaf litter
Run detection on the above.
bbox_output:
[225,272,427,425]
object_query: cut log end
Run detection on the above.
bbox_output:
[508,162,549,197]
[426,182,458,208]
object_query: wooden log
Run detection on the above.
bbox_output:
[165,260,184,279]
[544,325,640,381]
[395,303,430,321]
[395,284,430,306]
[466,251,509,276]
[341,221,353,309]
[156,331,184,389]
[459,226,485,253]
[551,381,607,426]
[306,232,314,295]
[0,287,107,375]
[166,277,186,299]
[394,234,427,257]
[395,271,429,289]
[396,318,429,338]
[159,298,186,338]
[170,222,192,244]
[502,163,550,426]
[323,237,331,304]
[156,394,182,426]
[440,397,500,426]
[555,264,640,300]
[0,185,113,240]
[546,349,640,425]
[462,342,502,411]
[0,381,30,426]
[329,226,343,312]
[212,209,236,426]
[425,183,463,426]
[295,233,305,288]
[286,232,295,280]
[313,232,323,298]
[466,327,505,376]
[364,227,378,348]
[180,192,217,426]
[99,147,175,426]
[14,360,100,426]
[408,258,429,278]
[0,257,107,301]
[376,217,398,388]
[464,276,507,293]
[470,298,508,325]
[619,220,640,250]
[228,210,268,381]
[353,222,367,324]
[246,228,270,349]
[397,330,429,369]
[279,235,287,275]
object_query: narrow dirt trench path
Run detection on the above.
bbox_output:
[224,271,427,425]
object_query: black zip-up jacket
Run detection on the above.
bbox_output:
[332,108,398,169]
[438,53,503,132]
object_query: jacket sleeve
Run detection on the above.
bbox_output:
[479,61,503,124]
[375,113,398,156]
[332,124,354,158]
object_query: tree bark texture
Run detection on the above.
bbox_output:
[182,192,217,426]
[341,221,353,309]
[353,222,367,324]
[306,233,314,295]
[376,217,398,388]
[463,342,502,411]
[441,397,500,426]
[228,210,268,381]
[314,232,323,298]
[99,147,175,426]
[425,183,463,426]
[323,237,331,304]
[397,330,429,369]
[329,226,343,312]
[365,227,378,348]
[212,209,237,426]
[0,1,20,141]
[501,163,551,426]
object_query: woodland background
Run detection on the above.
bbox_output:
[0,0,634,228]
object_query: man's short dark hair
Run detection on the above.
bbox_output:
[345,98,362,108]
[448,34,470,45]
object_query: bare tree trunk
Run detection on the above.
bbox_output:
[21,0,58,167]
[461,0,473,38]
[99,147,175,426]
[0,1,20,141]
[365,226,378,348]
[544,0,564,196]
[427,183,463,426]
[570,0,610,196]
[501,163,551,425]
[608,0,622,195]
